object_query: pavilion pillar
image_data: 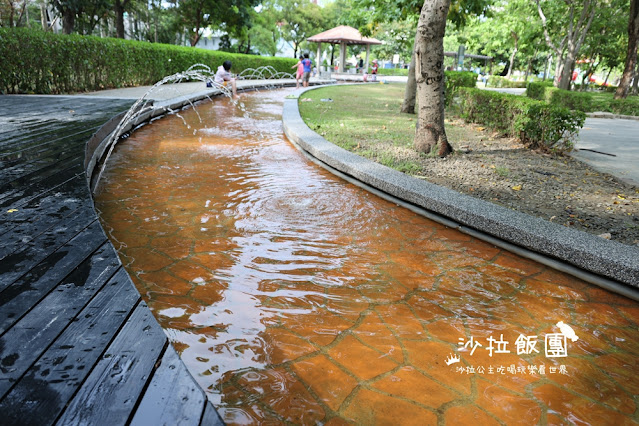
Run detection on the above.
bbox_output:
[339,41,346,73]
[316,42,322,69]
[365,44,371,72]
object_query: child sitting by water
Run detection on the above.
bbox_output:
[214,60,239,98]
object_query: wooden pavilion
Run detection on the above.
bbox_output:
[307,25,382,73]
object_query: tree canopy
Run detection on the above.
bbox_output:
[0,0,635,96]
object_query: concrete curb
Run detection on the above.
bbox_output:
[283,86,639,294]
[586,111,639,121]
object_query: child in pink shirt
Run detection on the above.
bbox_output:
[291,55,304,89]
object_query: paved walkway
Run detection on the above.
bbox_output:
[573,117,639,186]
[480,86,639,186]
[79,78,334,100]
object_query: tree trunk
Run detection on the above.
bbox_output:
[154,0,159,43]
[553,53,565,88]
[190,30,202,46]
[40,3,47,31]
[524,52,535,82]
[506,31,518,79]
[543,55,551,81]
[114,1,125,38]
[604,68,612,86]
[414,0,453,157]
[189,7,203,47]
[558,52,576,90]
[632,62,639,94]
[615,0,638,99]
[536,0,595,91]
[8,1,15,27]
[62,8,74,34]
[401,49,417,114]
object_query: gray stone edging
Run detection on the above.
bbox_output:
[283,86,639,291]
[586,111,639,121]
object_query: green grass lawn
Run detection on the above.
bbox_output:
[297,83,471,173]
[299,83,412,150]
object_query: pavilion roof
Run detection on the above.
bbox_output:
[307,25,382,45]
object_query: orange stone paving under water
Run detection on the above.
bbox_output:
[95,88,639,425]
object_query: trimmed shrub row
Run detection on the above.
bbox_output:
[455,87,585,153]
[377,68,409,76]
[487,76,528,89]
[444,71,476,106]
[526,81,639,116]
[0,28,296,94]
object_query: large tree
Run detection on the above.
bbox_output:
[0,0,28,27]
[51,0,83,33]
[356,0,491,114]
[576,0,628,89]
[615,0,639,98]
[277,0,324,58]
[463,0,543,78]
[247,1,281,56]
[535,0,597,90]
[113,0,132,38]
[75,0,111,35]
[414,0,453,156]
[176,0,257,47]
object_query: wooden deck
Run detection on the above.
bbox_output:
[0,95,223,425]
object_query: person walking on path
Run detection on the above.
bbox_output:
[292,55,304,89]
[371,59,378,82]
[215,60,239,99]
[301,53,313,88]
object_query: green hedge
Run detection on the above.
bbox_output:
[0,28,296,94]
[487,76,528,88]
[525,81,554,100]
[444,71,476,106]
[377,68,409,76]
[456,87,585,153]
[526,81,639,116]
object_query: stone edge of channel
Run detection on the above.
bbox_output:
[283,86,639,289]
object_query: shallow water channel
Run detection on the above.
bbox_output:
[95,88,639,424]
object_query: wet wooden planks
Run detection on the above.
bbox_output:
[0,95,223,426]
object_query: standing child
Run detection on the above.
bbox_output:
[371,59,379,82]
[301,53,313,87]
[291,55,304,89]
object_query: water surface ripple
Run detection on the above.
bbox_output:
[96,88,639,425]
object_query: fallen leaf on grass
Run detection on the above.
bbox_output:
[511,185,522,191]
[7,209,18,213]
